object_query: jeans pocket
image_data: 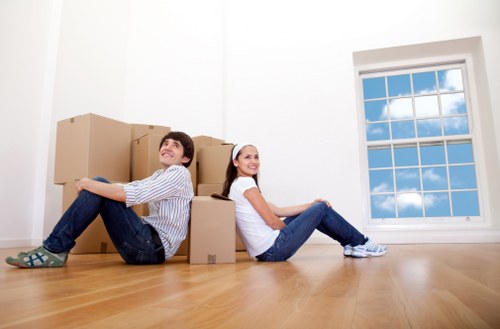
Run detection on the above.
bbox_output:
[119,241,147,264]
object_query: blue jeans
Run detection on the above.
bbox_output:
[256,202,366,262]
[43,177,165,264]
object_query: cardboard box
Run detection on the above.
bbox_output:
[196,183,223,196]
[189,196,235,264]
[175,234,189,256]
[62,180,117,254]
[54,113,131,184]
[131,124,171,142]
[189,136,225,193]
[131,134,164,182]
[195,183,247,252]
[198,144,234,184]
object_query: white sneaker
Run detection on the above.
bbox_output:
[343,244,353,256]
[349,238,387,258]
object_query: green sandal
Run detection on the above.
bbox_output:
[5,246,68,268]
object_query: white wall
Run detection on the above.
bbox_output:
[0,0,59,246]
[1,0,499,247]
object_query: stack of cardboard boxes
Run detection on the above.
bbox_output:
[54,113,242,264]
[55,113,131,254]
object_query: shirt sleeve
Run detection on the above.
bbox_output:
[122,165,190,207]
[235,177,258,194]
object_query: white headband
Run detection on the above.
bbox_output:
[232,143,253,161]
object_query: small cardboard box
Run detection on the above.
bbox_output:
[62,180,117,254]
[130,124,171,142]
[189,196,235,264]
[195,183,246,252]
[198,144,234,184]
[54,113,131,184]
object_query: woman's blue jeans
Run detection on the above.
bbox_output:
[43,177,164,264]
[256,202,366,262]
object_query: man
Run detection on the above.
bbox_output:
[6,131,194,268]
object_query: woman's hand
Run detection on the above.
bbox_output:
[314,198,331,208]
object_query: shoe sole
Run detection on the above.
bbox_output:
[350,250,387,258]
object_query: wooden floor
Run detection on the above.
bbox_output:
[1,244,500,329]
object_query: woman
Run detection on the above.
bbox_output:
[222,143,387,261]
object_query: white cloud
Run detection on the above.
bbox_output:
[372,182,391,193]
[422,168,445,182]
[441,93,465,115]
[424,193,448,209]
[397,193,422,210]
[388,98,413,119]
[415,95,439,117]
[442,69,463,91]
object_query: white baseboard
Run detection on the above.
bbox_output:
[306,227,500,244]
[0,239,43,249]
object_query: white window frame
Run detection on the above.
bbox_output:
[355,54,491,230]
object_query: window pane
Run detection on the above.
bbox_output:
[369,170,394,192]
[368,148,392,168]
[388,74,411,97]
[441,93,466,115]
[415,95,439,117]
[438,69,463,92]
[392,121,415,139]
[389,97,413,120]
[420,143,445,165]
[452,191,479,216]
[443,116,469,135]
[364,100,388,122]
[424,192,451,217]
[366,122,390,141]
[396,168,421,192]
[394,145,418,166]
[397,193,423,217]
[363,77,386,100]
[371,195,396,218]
[417,119,442,137]
[447,142,473,163]
[449,165,477,189]
[422,167,448,190]
[413,71,437,95]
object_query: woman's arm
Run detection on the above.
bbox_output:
[76,177,126,202]
[243,188,286,230]
[268,199,332,218]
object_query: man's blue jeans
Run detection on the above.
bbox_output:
[43,177,164,264]
[256,202,366,261]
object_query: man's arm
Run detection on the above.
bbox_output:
[76,177,126,202]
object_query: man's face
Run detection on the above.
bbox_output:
[158,138,189,168]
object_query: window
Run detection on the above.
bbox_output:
[360,63,481,223]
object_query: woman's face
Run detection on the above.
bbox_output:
[234,145,259,177]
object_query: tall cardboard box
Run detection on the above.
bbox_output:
[130,133,189,256]
[190,136,225,193]
[130,124,171,142]
[54,113,131,184]
[189,196,235,264]
[63,180,117,254]
[198,144,234,184]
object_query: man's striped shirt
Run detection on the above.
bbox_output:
[123,165,193,259]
